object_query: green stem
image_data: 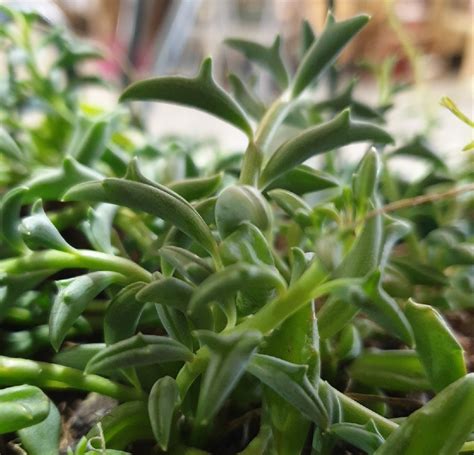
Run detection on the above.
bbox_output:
[0,356,145,401]
[239,94,293,185]
[176,348,210,398]
[0,249,152,282]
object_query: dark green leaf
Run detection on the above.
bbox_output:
[50,272,125,351]
[405,299,466,392]
[82,203,118,255]
[64,177,218,257]
[375,374,474,455]
[159,246,213,284]
[137,277,193,313]
[266,165,339,195]
[148,376,180,451]
[348,350,430,392]
[70,117,110,165]
[168,173,222,201]
[291,14,369,97]
[0,186,29,253]
[228,73,266,120]
[195,330,262,425]
[86,333,194,374]
[225,35,289,89]
[259,110,393,188]
[247,354,328,428]
[300,20,316,58]
[104,282,147,345]
[20,200,75,252]
[120,58,252,138]
[18,401,60,455]
[0,385,50,434]
[331,420,384,454]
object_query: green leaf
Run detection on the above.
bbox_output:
[247,354,328,428]
[0,385,50,434]
[225,35,289,89]
[24,157,103,203]
[375,374,474,455]
[215,185,273,238]
[0,127,25,161]
[20,200,75,252]
[82,203,118,254]
[104,282,147,345]
[195,330,262,425]
[120,58,253,138]
[440,96,474,127]
[159,246,213,284]
[70,117,110,165]
[405,299,466,392]
[168,173,222,201]
[50,272,125,351]
[266,165,339,195]
[219,222,274,267]
[352,147,381,207]
[348,350,430,392]
[64,177,218,257]
[188,263,286,316]
[391,258,448,286]
[0,186,29,253]
[53,343,105,370]
[388,136,446,169]
[85,333,194,374]
[18,401,60,455]
[291,14,369,97]
[268,188,312,227]
[148,376,180,451]
[228,73,266,120]
[331,420,384,455]
[300,20,316,58]
[87,401,153,450]
[259,110,393,188]
[155,304,195,349]
[137,277,193,313]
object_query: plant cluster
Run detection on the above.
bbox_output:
[0,7,473,455]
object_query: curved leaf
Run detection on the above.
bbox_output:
[225,35,289,89]
[259,110,393,188]
[168,173,222,202]
[0,385,50,434]
[195,330,262,425]
[50,272,125,351]
[64,178,218,257]
[228,73,266,120]
[120,58,253,138]
[0,127,25,161]
[137,277,194,313]
[405,299,466,392]
[375,374,474,455]
[159,246,213,284]
[0,186,29,253]
[291,14,369,97]
[149,376,180,451]
[85,333,194,374]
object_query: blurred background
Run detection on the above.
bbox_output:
[1,0,473,172]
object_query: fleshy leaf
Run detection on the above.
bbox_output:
[50,272,125,351]
[291,14,369,97]
[0,186,29,253]
[64,177,218,257]
[148,376,180,451]
[375,374,474,455]
[195,330,262,425]
[104,282,147,345]
[259,110,393,188]
[159,246,213,284]
[0,127,25,161]
[331,420,384,455]
[19,200,75,252]
[168,173,222,202]
[247,354,328,428]
[0,385,50,434]
[266,164,339,195]
[225,35,289,89]
[85,333,194,374]
[405,299,466,392]
[82,203,118,254]
[120,57,253,138]
[228,73,266,120]
[137,277,194,313]
[18,401,60,455]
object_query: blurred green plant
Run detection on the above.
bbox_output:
[0,6,472,455]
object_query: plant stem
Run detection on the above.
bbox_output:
[176,348,209,398]
[0,356,145,401]
[239,94,293,185]
[0,249,152,282]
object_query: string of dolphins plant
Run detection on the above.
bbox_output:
[0,9,473,455]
